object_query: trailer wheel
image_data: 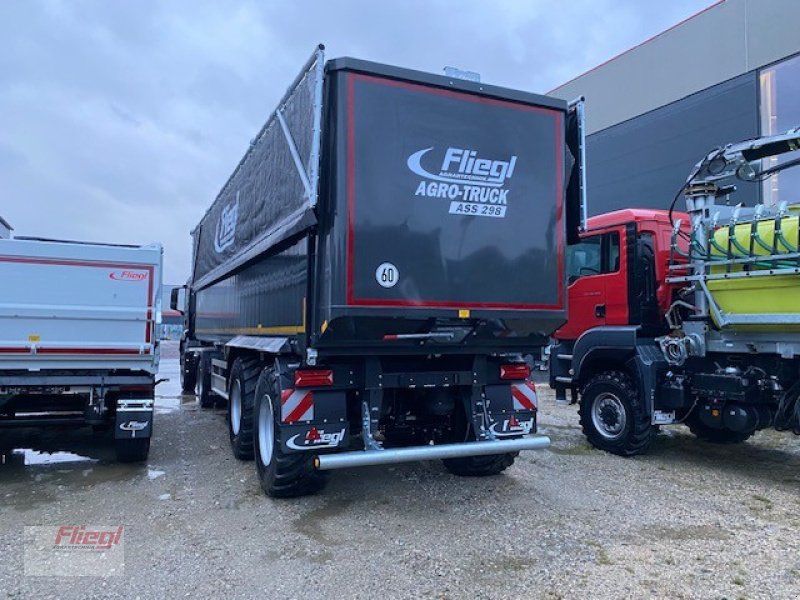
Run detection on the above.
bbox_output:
[442,391,516,477]
[115,438,150,463]
[253,367,327,498]
[579,370,652,456]
[686,413,754,444]
[228,357,259,460]
[195,353,215,409]
[180,353,197,393]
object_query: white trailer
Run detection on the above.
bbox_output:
[0,237,162,461]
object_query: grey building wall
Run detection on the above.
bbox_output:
[586,73,760,216]
[548,0,800,217]
[551,0,800,135]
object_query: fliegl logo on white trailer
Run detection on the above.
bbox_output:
[407,146,517,219]
[109,270,148,282]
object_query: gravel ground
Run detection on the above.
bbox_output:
[1,344,799,599]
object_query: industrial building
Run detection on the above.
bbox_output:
[550,0,800,216]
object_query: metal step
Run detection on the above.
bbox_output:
[554,376,573,384]
[556,354,573,361]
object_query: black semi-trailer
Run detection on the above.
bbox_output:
[172,46,586,497]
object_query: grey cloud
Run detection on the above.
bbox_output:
[0,0,712,283]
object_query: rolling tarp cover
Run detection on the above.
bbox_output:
[192,52,321,287]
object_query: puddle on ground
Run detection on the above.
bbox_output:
[12,448,98,467]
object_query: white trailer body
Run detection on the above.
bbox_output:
[0,237,162,462]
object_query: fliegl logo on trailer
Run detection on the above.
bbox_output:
[214,192,239,253]
[109,270,148,282]
[407,146,517,218]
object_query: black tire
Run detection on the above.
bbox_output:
[180,353,197,393]
[442,390,516,477]
[195,353,215,409]
[115,438,150,462]
[228,357,260,460]
[686,412,754,444]
[253,367,327,498]
[579,370,652,456]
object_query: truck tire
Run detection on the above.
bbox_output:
[115,438,150,462]
[579,370,652,456]
[442,391,516,477]
[686,413,754,444]
[195,353,215,409]
[228,357,259,460]
[180,353,197,393]
[253,367,327,497]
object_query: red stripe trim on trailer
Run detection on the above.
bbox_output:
[343,73,565,311]
[0,347,149,355]
[285,393,314,423]
[0,255,156,347]
[511,386,536,410]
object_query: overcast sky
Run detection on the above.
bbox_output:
[0,0,712,283]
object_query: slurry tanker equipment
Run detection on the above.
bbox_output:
[173,46,586,496]
[550,126,800,455]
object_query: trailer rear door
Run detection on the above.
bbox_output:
[323,60,567,324]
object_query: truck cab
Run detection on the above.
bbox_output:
[550,209,688,449]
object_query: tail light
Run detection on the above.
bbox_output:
[294,369,334,388]
[500,364,531,380]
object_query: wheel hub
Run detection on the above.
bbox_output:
[591,392,626,440]
[230,381,242,435]
[258,394,275,467]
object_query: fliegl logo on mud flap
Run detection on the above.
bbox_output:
[214,192,239,253]
[287,427,346,451]
[407,146,517,218]
[489,415,534,437]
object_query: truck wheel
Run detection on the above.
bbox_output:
[115,438,150,462]
[442,392,516,477]
[195,353,215,409]
[180,353,197,393]
[228,357,259,460]
[579,370,652,456]
[253,367,327,498]
[686,413,754,444]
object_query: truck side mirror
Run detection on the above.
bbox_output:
[170,286,186,314]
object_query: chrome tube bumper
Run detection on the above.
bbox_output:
[314,435,551,471]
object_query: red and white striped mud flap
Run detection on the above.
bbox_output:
[281,389,314,423]
[511,382,538,411]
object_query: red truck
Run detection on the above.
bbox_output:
[550,127,800,457]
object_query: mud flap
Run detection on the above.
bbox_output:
[278,390,348,453]
[115,400,154,439]
[484,383,538,437]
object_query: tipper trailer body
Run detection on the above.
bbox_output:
[175,47,585,496]
[0,237,162,462]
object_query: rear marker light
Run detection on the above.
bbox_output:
[500,364,531,380]
[294,369,334,388]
